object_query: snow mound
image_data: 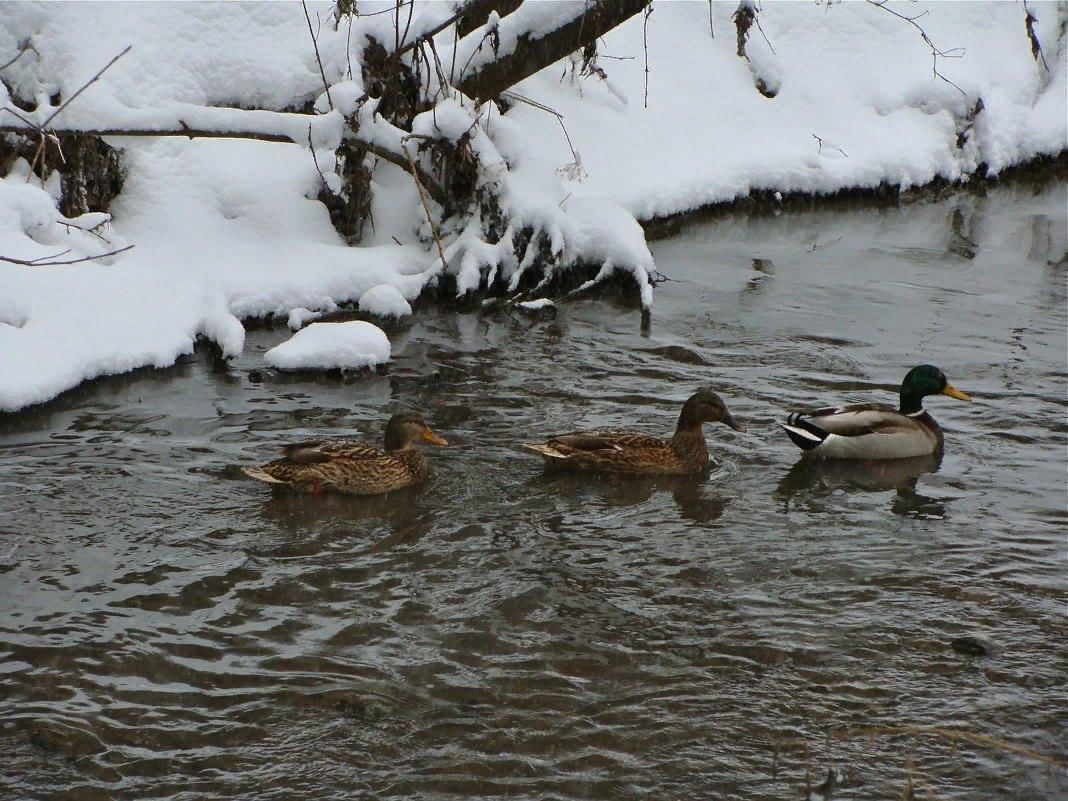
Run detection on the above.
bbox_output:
[358,284,412,318]
[517,298,555,311]
[264,321,391,371]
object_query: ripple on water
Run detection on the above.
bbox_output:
[1,183,1066,799]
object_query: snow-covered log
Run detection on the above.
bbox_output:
[454,0,652,100]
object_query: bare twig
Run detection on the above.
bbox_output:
[400,139,447,270]
[345,10,355,78]
[643,4,653,108]
[0,41,35,73]
[811,133,847,157]
[303,0,334,110]
[399,0,415,54]
[307,126,329,187]
[0,106,38,129]
[751,6,775,53]
[708,0,714,37]
[0,45,129,187]
[0,244,134,267]
[58,218,112,243]
[866,0,965,95]
[42,46,132,128]
[500,90,580,164]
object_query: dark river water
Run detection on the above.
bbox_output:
[1,181,1065,800]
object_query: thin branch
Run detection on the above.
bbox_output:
[400,139,447,271]
[752,9,775,54]
[500,90,580,164]
[302,0,334,110]
[866,0,966,95]
[0,41,35,73]
[1,106,38,129]
[360,138,450,208]
[0,244,134,267]
[708,0,714,37]
[643,4,653,108]
[811,132,847,157]
[42,46,131,128]
[355,4,406,18]
[58,219,112,243]
[345,11,355,79]
[307,126,329,187]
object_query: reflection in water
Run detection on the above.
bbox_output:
[776,454,946,519]
[527,468,729,524]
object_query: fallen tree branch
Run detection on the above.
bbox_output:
[0,121,451,209]
[456,0,652,100]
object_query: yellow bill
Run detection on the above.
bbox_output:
[942,383,971,402]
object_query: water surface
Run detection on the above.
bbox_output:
[1,182,1065,799]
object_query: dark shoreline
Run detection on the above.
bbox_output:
[641,151,1068,241]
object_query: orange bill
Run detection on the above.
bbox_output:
[422,427,448,446]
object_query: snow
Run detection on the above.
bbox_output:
[505,1,1066,219]
[359,284,412,318]
[517,298,554,311]
[264,320,390,371]
[0,1,1064,411]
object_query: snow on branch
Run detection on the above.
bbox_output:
[454,0,652,99]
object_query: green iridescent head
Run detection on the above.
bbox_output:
[899,364,971,414]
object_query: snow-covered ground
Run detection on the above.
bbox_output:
[0,1,1064,411]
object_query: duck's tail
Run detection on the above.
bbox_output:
[242,465,286,484]
[780,413,828,452]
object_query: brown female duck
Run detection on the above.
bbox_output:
[523,389,745,475]
[243,411,447,495]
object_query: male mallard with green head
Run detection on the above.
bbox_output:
[781,364,971,459]
[523,388,745,475]
[243,411,447,495]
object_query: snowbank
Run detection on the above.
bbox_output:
[264,321,390,371]
[507,1,1066,219]
[0,1,1064,411]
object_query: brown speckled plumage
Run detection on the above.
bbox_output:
[243,412,446,495]
[523,389,745,476]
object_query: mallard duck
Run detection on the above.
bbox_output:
[781,364,971,459]
[523,389,745,475]
[243,411,447,495]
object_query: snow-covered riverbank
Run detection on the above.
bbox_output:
[1,1,1064,411]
